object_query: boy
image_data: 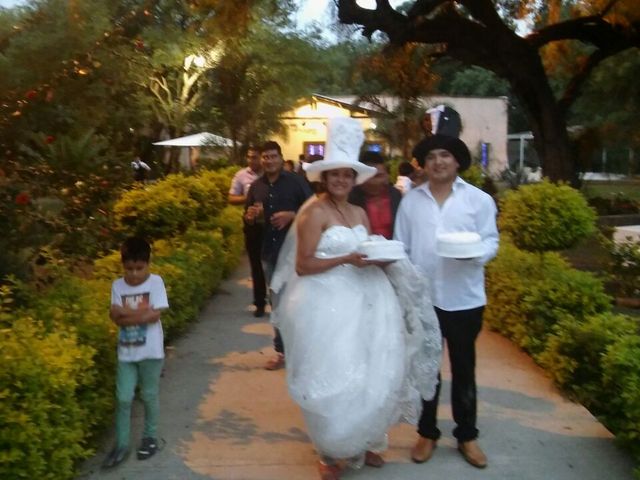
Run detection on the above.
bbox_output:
[102,237,169,469]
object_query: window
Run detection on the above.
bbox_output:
[363,142,383,153]
[304,142,325,157]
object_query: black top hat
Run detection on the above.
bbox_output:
[412,134,472,172]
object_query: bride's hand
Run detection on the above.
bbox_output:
[344,252,369,268]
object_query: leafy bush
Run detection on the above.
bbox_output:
[113,180,199,239]
[112,169,235,240]
[601,334,640,456]
[27,275,116,429]
[485,241,611,356]
[538,313,637,410]
[0,161,245,479]
[499,180,596,251]
[0,317,94,480]
[152,230,226,337]
[460,163,484,189]
[211,205,245,275]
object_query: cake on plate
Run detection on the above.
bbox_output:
[357,238,407,261]
[436,232,485,258]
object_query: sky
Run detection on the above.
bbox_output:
[0,0,405,19]
[295,0,405,27]
[0,0,407,36]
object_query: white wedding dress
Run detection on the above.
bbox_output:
[271,224,441,462]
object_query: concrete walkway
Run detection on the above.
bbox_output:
[79,258,636,480]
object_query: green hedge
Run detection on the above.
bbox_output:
[0,317,94,480]
[113,169,232,239]
[0,168,243,479]
[486,181,640,465]
[485,241,611,356]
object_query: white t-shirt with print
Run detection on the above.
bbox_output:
[111,273,169,362]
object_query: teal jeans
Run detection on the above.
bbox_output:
[115,359,163,449]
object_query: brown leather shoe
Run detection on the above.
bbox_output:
[317,461,341,480]
[364,450,384,468]
[458,440,488,468]
[264,353,285,370]
[411,436,436,463]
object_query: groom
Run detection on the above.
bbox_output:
[394,134,499,469]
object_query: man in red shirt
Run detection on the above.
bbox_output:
[348,151,402,239]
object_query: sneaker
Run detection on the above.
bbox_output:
[254,305,266,318]
[137,437,158,460]
[264,353,285,370]
[101,446,129,469]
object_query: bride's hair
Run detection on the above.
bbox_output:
[320,169,357,183]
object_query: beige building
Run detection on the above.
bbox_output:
[274,94,508,176]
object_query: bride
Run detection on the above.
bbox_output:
[271,118,440,480]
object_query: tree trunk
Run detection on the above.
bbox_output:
[502,46,577,184]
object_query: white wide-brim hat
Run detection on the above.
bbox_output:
[302,117,377,185]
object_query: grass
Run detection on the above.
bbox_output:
[580,179,640,200]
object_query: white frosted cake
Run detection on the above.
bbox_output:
[436,232,485,258]
[357,239,407,261]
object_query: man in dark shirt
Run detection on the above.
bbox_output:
[245,141,312,370]
[348,151,402,239]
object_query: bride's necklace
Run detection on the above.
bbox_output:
[328,197,352,228]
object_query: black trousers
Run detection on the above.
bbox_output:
[417,305,484,442]
[261,257,284,355]
[244,225,266,309]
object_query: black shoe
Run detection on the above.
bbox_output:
[254,305,265,317]
[137,437,158,460]
[102,446,129,469]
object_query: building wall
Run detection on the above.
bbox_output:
[274,101,374,163]
[274,95,508,176]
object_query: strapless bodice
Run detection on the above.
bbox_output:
[315,224,368,259]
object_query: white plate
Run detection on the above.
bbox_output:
[363,254,407,262]
[436,247,485,259]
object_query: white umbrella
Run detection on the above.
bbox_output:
[152,132,234,147]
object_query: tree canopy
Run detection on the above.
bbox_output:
[337,0,640,181]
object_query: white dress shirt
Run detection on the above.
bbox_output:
[394,177,499,311]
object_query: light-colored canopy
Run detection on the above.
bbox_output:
[152,132,234,147]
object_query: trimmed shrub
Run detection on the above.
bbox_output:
[499,180,596,251]
[27,276,117,430]
[0,317,94,480]
[538,313,637,410]
[601,334,640,456]
[211,205,245,275]
[460,163,484,189]
[152,230,226,337]
[112,168,235,240]
[485,241,611,356]
[113,181,198,239]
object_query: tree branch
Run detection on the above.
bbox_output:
[558,43,630,115]
[406,0,448,19]
[528,15,640,51]
[457,0,511,32]
[337,0,408,41]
